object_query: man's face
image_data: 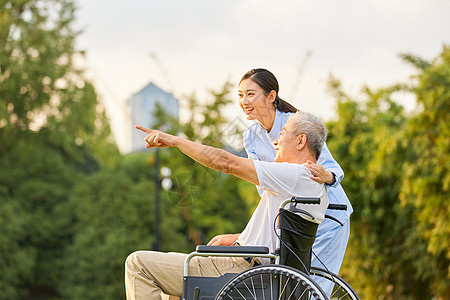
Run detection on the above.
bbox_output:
[274,119,302,163]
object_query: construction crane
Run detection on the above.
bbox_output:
[290,50,312,100]
[149,51,174,93]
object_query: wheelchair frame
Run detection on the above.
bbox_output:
[182,197,359,300]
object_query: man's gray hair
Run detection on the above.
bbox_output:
[288,111,328,159]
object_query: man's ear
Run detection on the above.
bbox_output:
[297,134,307,150]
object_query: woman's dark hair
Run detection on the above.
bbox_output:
[240,68,298,113]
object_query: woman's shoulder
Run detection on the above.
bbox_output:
[271,109,293,129]
[243,121,263,137]
[278,110,293,121]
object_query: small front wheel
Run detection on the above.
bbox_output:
[215,265,327,300]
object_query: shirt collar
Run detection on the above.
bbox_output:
[267,109,283,143]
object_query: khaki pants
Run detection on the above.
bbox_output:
[125,250,252,300]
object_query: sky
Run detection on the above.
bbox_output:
[74,0,450,152]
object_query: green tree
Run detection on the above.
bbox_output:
[0,0,118,164]
[326,79,422,298]
[326,45,450,299]
[399,46,450,298]
[59,154,159,299]
[0,137,87,299]
[0,0,119,298]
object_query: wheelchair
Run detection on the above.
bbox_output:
[182,197,359,300]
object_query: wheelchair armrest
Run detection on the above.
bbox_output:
[196,245,269,254]
[185,246,275,276]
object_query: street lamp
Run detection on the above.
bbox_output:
[160,166,172,191]
[152,149,172,251]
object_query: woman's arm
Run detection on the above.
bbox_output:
[243,128,259,160]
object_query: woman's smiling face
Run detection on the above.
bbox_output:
[238,78,275,123]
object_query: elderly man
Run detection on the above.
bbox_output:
[125,110,329,300]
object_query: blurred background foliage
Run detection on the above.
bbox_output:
[0,0,448,299]
[327,48,450,299]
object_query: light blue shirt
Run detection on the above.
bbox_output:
[243,109,353,230]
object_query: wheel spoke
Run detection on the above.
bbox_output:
[277,277,290,300]
[309,267,359,300]
[226,294,235,300]
[250,276,257,300]
[260,274,266,300]
[286,281,300,299]
[242,280,256,299]
[235,284,248,300]
[270,274,273,300]
[330,287,350,299]
[295,287,308,300]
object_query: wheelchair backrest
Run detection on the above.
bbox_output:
[278,207,318,273]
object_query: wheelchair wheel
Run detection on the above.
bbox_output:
[215,265,327,300]
[309,267,359,300]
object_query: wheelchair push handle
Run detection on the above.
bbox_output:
[286,197,348,226]
[328,203,347,210]
[290,196,320,204]
[290,197,348,211]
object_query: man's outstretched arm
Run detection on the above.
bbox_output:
[136,125,259,186]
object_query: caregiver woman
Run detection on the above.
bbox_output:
[238,68,353,275]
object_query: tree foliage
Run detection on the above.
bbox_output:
[0,136,86,299]
[327,45,449,299]
[0,0,118,165]
[399,46,450,297]
[0,0,119,298]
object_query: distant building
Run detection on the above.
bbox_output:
[126,82,179,153]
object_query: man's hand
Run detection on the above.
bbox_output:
[305,160,335,185]
[207,234,240,246]
[135,125,176,148]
